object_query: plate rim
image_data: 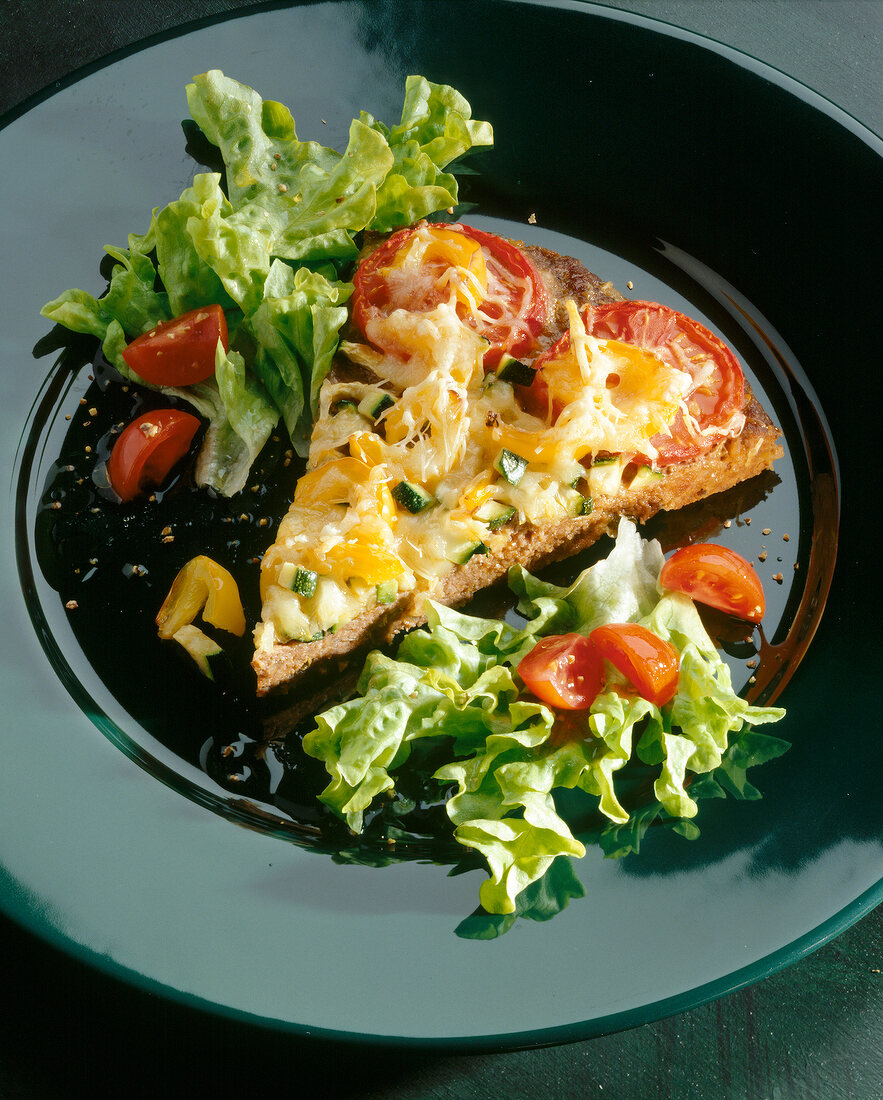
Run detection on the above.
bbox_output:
[2,0,881,1047]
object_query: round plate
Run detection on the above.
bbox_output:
[1,1,881,1047]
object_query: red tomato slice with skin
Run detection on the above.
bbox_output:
[589,623,680,707]
[121,304,228,387]
[107,409,201,502]
[516,633,604,711]
[522,300,745,465]
[659,543,766,623]
[351,222,548,368]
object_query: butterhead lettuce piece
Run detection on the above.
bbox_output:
[42,70,492,491]
[189,342,278,496]
[305,520,788,915]
[41,232,171,350]
[510,517,663,634]
[246,260,351,450]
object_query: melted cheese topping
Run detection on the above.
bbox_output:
[257,284,712,648]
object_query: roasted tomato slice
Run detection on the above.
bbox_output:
[351,222,548,368]
[517,633,604,711]
[589,623,680,707]
[122,304,228,387]
[522,300,745,465]
[660,543,766,623]
[107,408,201,502]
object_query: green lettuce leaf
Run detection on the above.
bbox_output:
[42,70,492,492]
[246,259,351,451]
[305,520,788,916]
[188,343,279,496]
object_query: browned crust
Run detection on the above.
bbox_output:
[521,243,623,350]
[253,388,782,696]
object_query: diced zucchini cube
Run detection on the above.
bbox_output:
[392,480,435,513]
[446,540,489,565]
[474,500,517,530]
[291,566,318,597]
[358,391,395,419]
[495,356,537,387]
[493,448,527,485]
[629,464,664,491]
[375,580,398,605]
[586,456,624,496]
[564,488,594,517]
[171,624,226,681]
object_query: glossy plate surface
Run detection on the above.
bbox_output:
[1,0,880,1047]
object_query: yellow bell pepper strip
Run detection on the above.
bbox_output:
[156,555,246,639]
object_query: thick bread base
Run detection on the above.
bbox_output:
[253,390,782,696]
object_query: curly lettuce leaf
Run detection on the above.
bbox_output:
[41,231,171,357]
[361,75,493,230]
[305,520,788,916]
[185,70,492,248]
[42,70,492,492]
[246,259,351,450]
[187,343,279,496]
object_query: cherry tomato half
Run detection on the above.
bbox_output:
[351,222,548,368]
[122,304,228,387]
[107,408,201,502]
[517,633,604,711]
[589,623,680,707]
[659,543,766,623]
[523,300,744,465]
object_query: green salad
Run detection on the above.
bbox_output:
[303,520,788,915]
[41,70,492,494]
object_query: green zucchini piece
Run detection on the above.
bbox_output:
[496,356,537,387]
[474,500,517,530]
[566,490,594,517]
[446,540,489,565]
[291,566,318,597]
[492,448,527,485]
[392,480,435,513]
[171,624,226,681]
[629,464,664,491]
[329,398,359,415]
[375,580,398,605]
[358,391,395,419]
[586,455,624,496]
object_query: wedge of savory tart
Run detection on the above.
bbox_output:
[252,221,782,695]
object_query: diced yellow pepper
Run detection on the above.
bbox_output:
[156,555,246,639]
[348,431,387,468]
[324,542,404,585]
[373,478,398,530]
[485,421,559,464]
[458,470,497,513]
[293,457,373,508]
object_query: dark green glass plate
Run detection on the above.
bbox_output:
[1,0,880,1048]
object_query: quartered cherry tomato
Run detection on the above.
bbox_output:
[660,543,765,623]
[106,408,201,502]
[122,304,228,386]
[351,222,548,368]
[523,300,744,465]
[516,633,604,711]
[589,623,680,707]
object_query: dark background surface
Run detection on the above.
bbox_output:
[1,2,881,1097]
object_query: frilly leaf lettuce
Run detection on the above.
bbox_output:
[304,520,788,915]
[190,343,279,497]
[246,259,351,450]
[42,70,492,492]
